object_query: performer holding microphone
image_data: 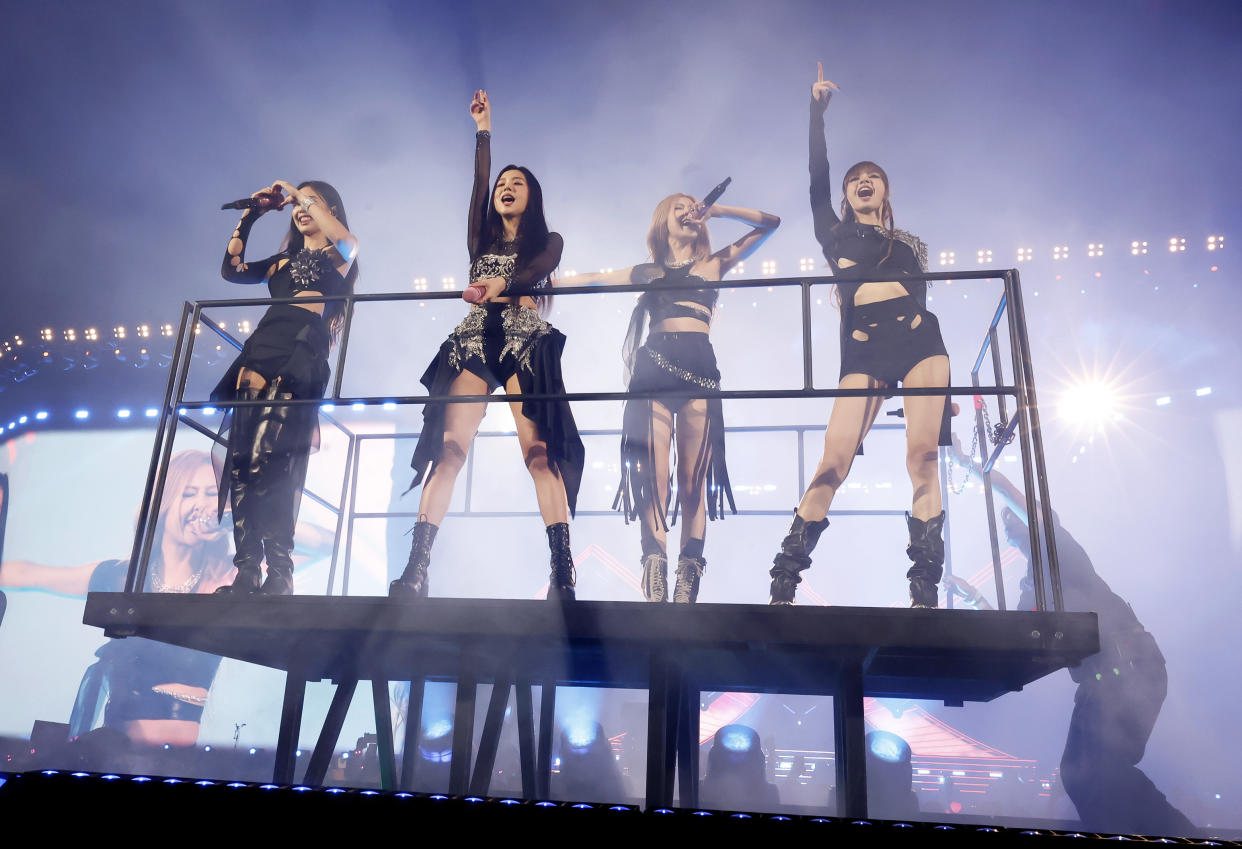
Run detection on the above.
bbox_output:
[212,180,359,595]
[391,90,584,601]
[579,184,779,603]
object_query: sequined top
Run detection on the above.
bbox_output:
[468,131,561,295]
[809,98,930,329]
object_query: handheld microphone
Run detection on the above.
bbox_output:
[221,191,283,211]
[700,176,732,210]
[463,284,487,303]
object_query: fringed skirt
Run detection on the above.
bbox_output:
[407,303,585,516]
[614,331,735,529]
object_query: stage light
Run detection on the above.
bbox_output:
[382,401,396,410]
[117,409,131,419]
[1169,237,1186,252]
[63,328,77,341]
[1087,242,1104,258]
[18,415,26,424]
[939,251,955,266]
[351,401,365,411]
[868,731,911,763]
[41,328,53,342]
[161,323,174,337]
[441,276,456,289]
[84,327,98,341]
[1155,396,1171,406]
[238,320,251,334]
[36,411,48,420]
[113,325,127,339]
[203,406,217,415]
[1057,381,1118,430]
[976,249,992,264]
[413,276,428,291]
[799,256,816,272]
[1053,245,1069,260]
[562,269,577,277]
[13,335,22,345]
[321,403,336,411]
[730,261,745,276]
[1196,386,1212,397]
[137,324,150,338]
[74,409,89,420]
[1208,234,1224,251]
[1130,240,1148,255]
[761,259,777,276]
[145,408,158,417]
[720,726,755,752]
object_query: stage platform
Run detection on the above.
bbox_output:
[84,594,1098,816]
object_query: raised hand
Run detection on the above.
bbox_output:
[812,61,839,105]
[470,89,491,131]
[248,183,283,214]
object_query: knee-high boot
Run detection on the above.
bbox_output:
[390,520,438,598]
[216,386,265,595]
[259,451,305,596]
[906,511,946,609]
[768,513,830,605]
[546,522,576,602]
[673,538,706,604]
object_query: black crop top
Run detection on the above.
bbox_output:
[221,216,350,304]
[620,262,717,381]
[809,98,930,330]
[468,131,562,296]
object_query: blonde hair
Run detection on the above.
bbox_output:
[647,194,712,267]
[153,450,234,592]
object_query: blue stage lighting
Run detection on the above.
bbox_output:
[564,720,599,751]
[74,409,89,420]
[719,724,756,753]
[423,718,452,738]
[868,730,911,763]
[18,415,27,424]
[202,406,217,415]
[145,408,158,417]
[117,409,131,419]
[36,411,48,420]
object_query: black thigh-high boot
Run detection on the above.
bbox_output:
[259,449,307,596]
[546,522,576,601]
[768,513,830,605]
[906,511,946,609]
[640,532,668,603]
[390,520,439,598]
[216,387,265,595]
[673,538,706,604]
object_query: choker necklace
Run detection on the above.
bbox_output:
[663,258,695,270]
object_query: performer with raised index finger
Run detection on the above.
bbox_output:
[391,90,584,602]
[766,63,951,608]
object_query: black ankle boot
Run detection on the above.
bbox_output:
[390,521,438,598]
[640,537,668,602]
[768,513,829,605]
[260,538,295,595]
[906,511,946,609]
[546,522,576,601]
[675,546,705,605]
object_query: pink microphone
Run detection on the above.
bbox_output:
[463,284,487,303]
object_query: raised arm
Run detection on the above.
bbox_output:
[467,89,493,259]
[705,203,781,273]
[0,558,105,597]
[222,186,283,283]
[809,63,841,260]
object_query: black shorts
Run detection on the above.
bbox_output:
[840,295,948,384]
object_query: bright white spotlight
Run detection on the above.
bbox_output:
[761,259,777,276]
[74,409,90,420]
[1196,386,1212,397]
[1155,396,1172,406]
[1057,382,1118,430]
[117,409,131,419]
[36,411,49,420]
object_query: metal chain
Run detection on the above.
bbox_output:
[947,395,1011,495]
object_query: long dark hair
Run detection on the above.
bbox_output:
[487,165,555,312]
[280,180,359,340]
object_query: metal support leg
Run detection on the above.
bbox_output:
[449,666,478,795]
[372,679,396,791]
[470,674,513,796]
[274,668,308,784]
[676,673,699,808]
[399,675,425,792]
[305,677,359,786]
[515,678,536,799]
[834,661,868,819]
[536,679,556,799]
[645,651,675,810]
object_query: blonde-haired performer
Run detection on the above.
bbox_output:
[586,192,778,603]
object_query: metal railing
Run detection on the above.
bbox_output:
[125,269,1061,610]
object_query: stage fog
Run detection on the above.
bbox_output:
[1,0,1239,833]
